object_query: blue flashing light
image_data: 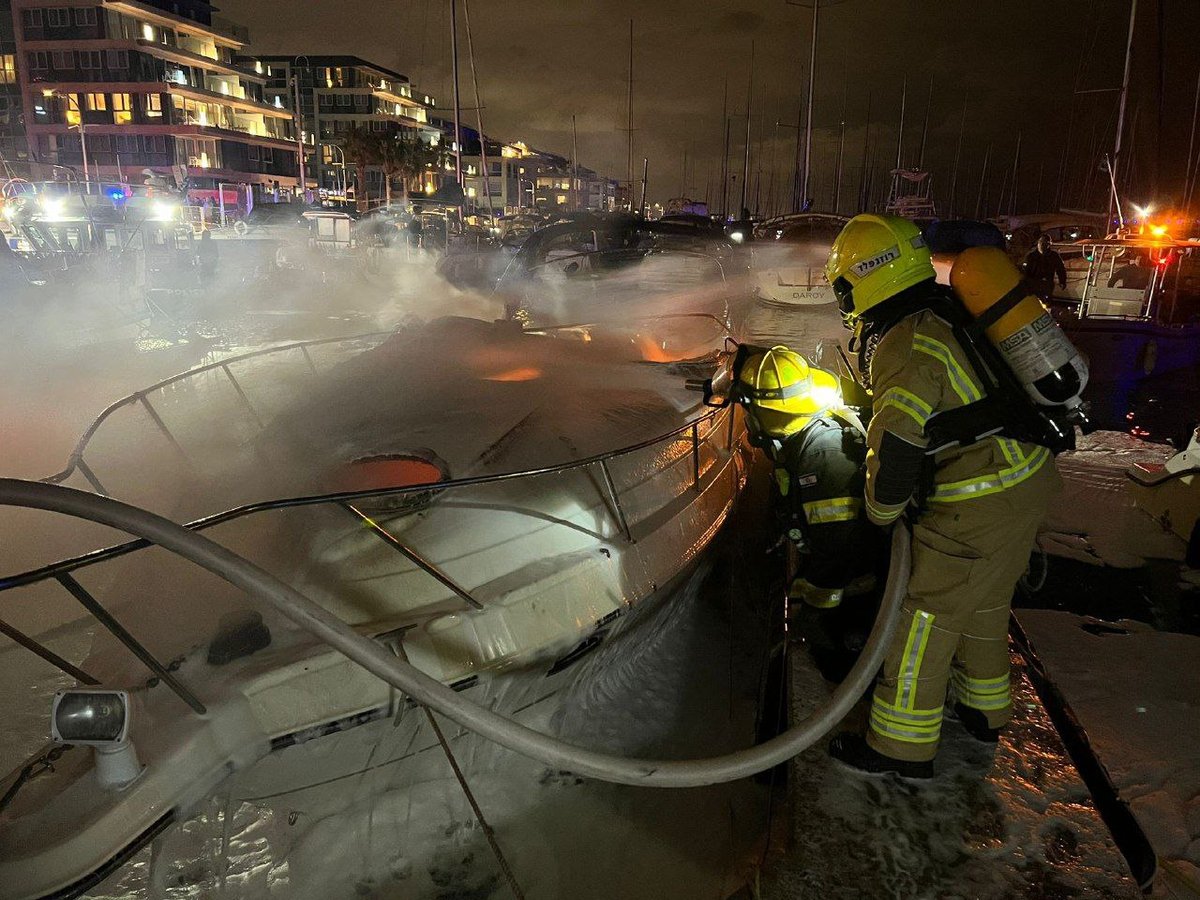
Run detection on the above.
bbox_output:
[109,190,125,201]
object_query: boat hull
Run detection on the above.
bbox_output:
[0,407,749,900]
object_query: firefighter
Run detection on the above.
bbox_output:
[735,346,875,616]
[823,213,1061,779]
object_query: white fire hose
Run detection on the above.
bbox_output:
[0,479,909,788]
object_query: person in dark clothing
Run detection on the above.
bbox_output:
[1107,254,1152,290]
[196,229,218,287]
[1022,235,1067,301]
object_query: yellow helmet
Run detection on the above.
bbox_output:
[738,346,843,438]
[825,214,935,325]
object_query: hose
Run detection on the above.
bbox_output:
[0,478,909,788]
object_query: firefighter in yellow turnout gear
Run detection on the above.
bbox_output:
[735,347,875,613]
[824,214,1061,779]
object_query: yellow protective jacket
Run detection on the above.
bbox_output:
[864,308,1052,525]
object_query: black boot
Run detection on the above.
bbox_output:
[828,732,934,780]
[952,702,1002,744]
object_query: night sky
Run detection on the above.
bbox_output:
[222,0,1200,215]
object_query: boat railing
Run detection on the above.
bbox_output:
[43,331,396,493]
[2,344,739,717]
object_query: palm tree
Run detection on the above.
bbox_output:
[379,134,445,205]
[342,124,383,212]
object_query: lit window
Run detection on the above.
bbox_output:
[142,22,154,41]
[0,55,14,85]
[146,94,163,117]
[112,93,132,124]
[64,99,81,126]
[556,194,568,205]
[86,93,107,111]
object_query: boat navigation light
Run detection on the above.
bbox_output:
[51,689,143,791]
[150,200,177,221]
[1132,203,1152,219]
[1150,224,1168,238]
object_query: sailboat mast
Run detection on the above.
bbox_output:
[462,0,493,217]
[858,89,872,211]
[1183,64,1200,214]
[801,0,818,209]
[450,0,463,185]
[1010,131,1022,215]
[894,75,907,171]
[719,74,730,217]
[572,114,579,210]
[975,141,991,219]
[834,78,846,214]
[741,41,754,216]
[917,74,933,169]
[948,95,966,218]
[626,19,634,200]
[1109,0,1138,223]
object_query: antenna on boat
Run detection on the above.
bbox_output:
[894,75,907,171]
[1108,0,1137,227]
[834,71,847,214]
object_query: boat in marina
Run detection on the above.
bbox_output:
[748,212,848,308]
[1052,231,1200,445]
[0,296,747,899]
[497,214,744,333]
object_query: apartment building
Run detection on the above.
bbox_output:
[255,55,441,199]
[13,0,297,196]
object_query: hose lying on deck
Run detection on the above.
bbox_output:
[0,478,909,788]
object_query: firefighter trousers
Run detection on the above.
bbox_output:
[866,461,1058,763]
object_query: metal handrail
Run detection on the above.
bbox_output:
[43,331,395,487]
[4,404,729,595]
[0,403,735,711]
[5,325,738,713]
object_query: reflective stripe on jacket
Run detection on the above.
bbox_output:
[864,307,1050,525]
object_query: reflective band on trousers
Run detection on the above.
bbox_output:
[895,609,935,710]
[865,494,905,524]
[952,670,1011,711]
[912,334,984,405]
[870,696,942,744]
[878,386,933,428]
[803,496,862,524]
[930,445,1051,502]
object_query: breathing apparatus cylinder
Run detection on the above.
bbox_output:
[949,246,1088,410]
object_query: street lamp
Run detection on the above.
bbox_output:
[325,143,347,199]
[291,55,309,198]
[43,89,88,182]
